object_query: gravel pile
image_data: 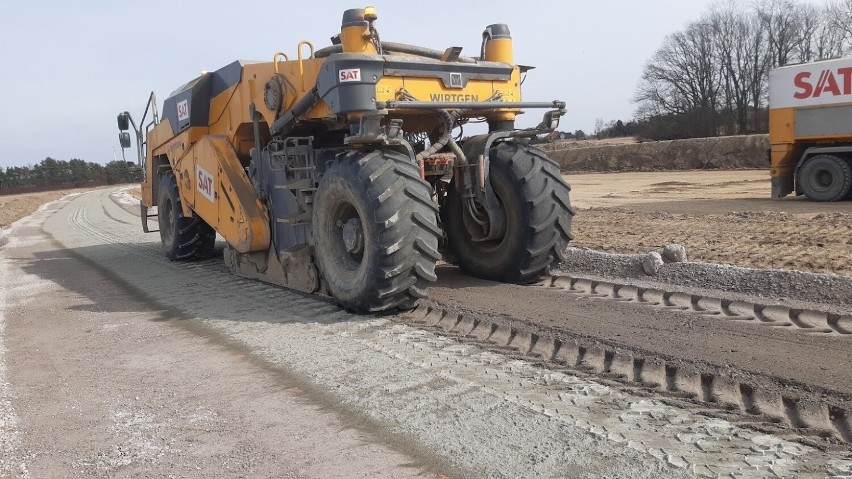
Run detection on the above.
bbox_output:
[559,246,852,313]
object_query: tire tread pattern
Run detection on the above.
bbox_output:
[159,171,216,261]
[446,142,574,283]
[512,145,575,282]
[800,154,852,202]
[318,150,440,312]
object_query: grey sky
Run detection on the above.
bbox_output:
[0,0,727,167]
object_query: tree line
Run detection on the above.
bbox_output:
[632,0,852,140]
[0,157,140,192]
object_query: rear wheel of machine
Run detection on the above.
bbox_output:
[801,155,852,201]
[799,154,852,202]
[443,142,574,283]
[312,149,441,312]
[157,171,216,261]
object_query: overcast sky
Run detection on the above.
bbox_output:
[0,1,747,167]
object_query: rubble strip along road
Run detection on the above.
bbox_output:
[0,188,850,477]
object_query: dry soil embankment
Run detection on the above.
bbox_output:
[547,134,769,172]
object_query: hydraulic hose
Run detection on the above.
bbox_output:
[315,42,478,63]
[271,87,320,136]
[414,109,465,163]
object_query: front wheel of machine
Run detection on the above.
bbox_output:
[194,222,217,259]
[157,171,212,261]
[799,154,852,202]
[312,150,441,313]
[443,142,574,283]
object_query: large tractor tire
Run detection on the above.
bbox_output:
[157,171,216,261]
[312,149,441,312]
[799,154,852,202]
[443,142,574,283]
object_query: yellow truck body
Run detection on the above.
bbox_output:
[769,57,852,201]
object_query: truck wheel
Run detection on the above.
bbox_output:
[799,155,852,202]
[443,142,574,283]
[157,171,215,260]
[312,149,441,312]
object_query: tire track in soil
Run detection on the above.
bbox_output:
[544,274,852,337]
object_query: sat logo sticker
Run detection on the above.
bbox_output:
[177,99,189,122]
[196,166,215,202]
[339,68,361,83]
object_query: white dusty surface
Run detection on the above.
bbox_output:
[0,237,21,477]
[1,193,434,478]
[0,188,850,478]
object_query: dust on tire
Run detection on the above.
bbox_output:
[312,149,441,312]
[157,171,216,261]
[442,142,574,283]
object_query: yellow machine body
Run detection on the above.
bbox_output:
[140,46,523,251]
[119,7,573,312]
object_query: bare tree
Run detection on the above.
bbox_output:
[756,0,805,67]
[711,2,768,133]
[798,4,847,62]
[594,118,604,138]
[828,0,852,40]
[635,21,719,137]
[796,3,821,62]
[632,0,850,140]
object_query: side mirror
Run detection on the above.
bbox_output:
[117,112,130,131]
[119,132,131,149]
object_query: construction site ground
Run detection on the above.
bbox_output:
[568,169,852,277]
[0,188,99,228]
[1,173,852,477]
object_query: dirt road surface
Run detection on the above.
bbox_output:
[0,189,90,228]
[1,195,436,478]
[1,189,850,477]
[0,185,142,228]
[567,170,852,276]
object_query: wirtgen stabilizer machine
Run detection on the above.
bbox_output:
[117,7,574,313]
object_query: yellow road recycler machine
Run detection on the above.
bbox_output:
[117,7,574,312]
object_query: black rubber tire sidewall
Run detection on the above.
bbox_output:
[156,171,213,261]
[312,149,441,312]
[443,142,573,283]
[799,155,852,202]
[312,161,379,306]
[444,156,527,281]
[196,222,217,259]
[157,172,181,259]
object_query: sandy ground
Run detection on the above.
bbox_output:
[0,190,82,228]
[0,186,137,228]
[567,170,852,276]
[5,189,844,477]
[1,189,691,478]
[122,170,852,277]
[1,194,439,478]
[0,180,851,475]
[540,137,638,150]
[125,186,141,199]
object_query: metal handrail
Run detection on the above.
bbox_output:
[273,51,290,74]
[297,41,315,90]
